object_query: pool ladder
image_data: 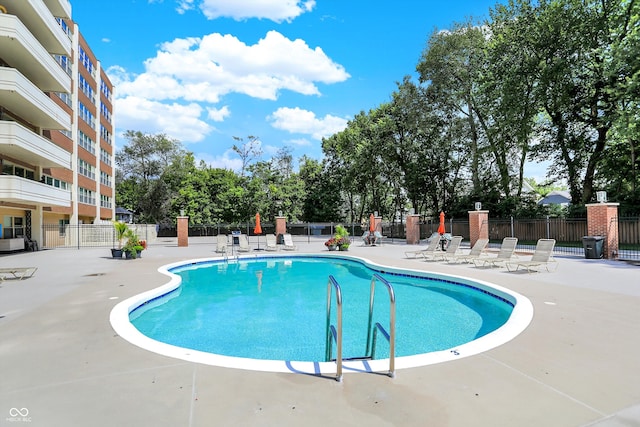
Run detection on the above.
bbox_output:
[325,273,395,382]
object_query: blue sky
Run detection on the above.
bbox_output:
[72,0,502,172]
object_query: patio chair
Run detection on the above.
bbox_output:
[215,234,228,254]
[424,236,463,261]
[446,238,489,263]
[265,234,279,251]
[472,237,518,268]
[282,233,297,251]
[506,238,558,273]
[405,232,441,258]
[0,267,38,282]
[237,234,251,252]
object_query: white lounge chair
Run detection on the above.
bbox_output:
[446,238,489,263]
[473,237,518,268]
[424,236,463,261]
[237,234,251,252]
[215,234,228,254]
[405,233,441,258]
[506,238,558,273]
[0,267,38,281]
[282,233,297,251]
[265,234,279,251]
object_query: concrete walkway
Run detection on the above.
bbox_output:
[1,237,639,426]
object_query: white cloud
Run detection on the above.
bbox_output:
[287,137,312,147]
[114,31,349,102]
[268,107,348,140]
[196,149,243,171]
[176,0,195,14]
[198,0,315,22]
[115,96,213,143]
[207,105,230,121]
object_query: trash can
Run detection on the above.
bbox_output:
[276,233,284,244]
[582,236,604,259]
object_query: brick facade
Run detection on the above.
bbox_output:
[586,203,619,259]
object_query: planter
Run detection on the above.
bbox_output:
[111,248,123,258]
[124,250,134,259]
[338,245,350,251]
[327,245,337,251]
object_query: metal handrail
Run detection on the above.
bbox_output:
[325,275,343,382]
[365,273,396,378]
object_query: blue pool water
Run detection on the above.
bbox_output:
[130,257,513,362]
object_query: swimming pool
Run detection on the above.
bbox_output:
[110,254,533,375]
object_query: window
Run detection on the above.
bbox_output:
[100,148,112,166]
[54,54,72,76]
[100,102,112,123]
[1,162,35,180]
[100,80,112,101]
[55,18,72,39]
[78,102,95,128]
[78,159,95,180]
[2,216,24,238]
[100,125,112,145]
[100,194,112,208]
[79,75,95,104]
[78,47,95,77]
[78,131,96,155]
[58,219,69,237]
[56,91,72,108]
[100,171,112,187]
[78,187,95,205]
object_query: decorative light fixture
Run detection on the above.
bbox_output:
[180,209,185,216]
[374,211,378,217]
[278,210,283,217]
[596,191,607,203]
[475,202,482,211]
[409,208,415,215]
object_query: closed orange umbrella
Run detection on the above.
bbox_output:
[254,213,262,250]
[254,213,262,235]
[437,211,446,235]
[369,213,375,232]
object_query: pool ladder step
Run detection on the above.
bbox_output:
[325,273,395,382]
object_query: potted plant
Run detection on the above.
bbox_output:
[123,229,144,259]
[324,237,338,251]
[334,225,351,251]
[111,221,129,258]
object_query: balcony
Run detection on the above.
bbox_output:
[0,67,71,130]
[42,0,71,20]
[0,14,71,93]
[0,175,71,207]
[2,0,71,56]
[0,121,71,169]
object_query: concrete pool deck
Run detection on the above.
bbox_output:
[1,237,639,426]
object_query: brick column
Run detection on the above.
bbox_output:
[374,216,382,232]
[468,210,489,248]
[406,214,420,245]
[586,203,619,259]
[177,216,189,247]
[275,216,287,237]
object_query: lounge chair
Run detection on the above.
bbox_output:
[282,233,297,251]
[372,231,385,246]
[405,233,441,258]
[424,236,463,261]
[506,238,558,273]
[0,267,38,282]
[215,234,228,254]
[237,234,251,252]
[446,238,489,263]
[472,237,518,268]
[265,234,279,251]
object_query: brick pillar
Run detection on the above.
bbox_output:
[468,210,489,248]
[177,216,189,247]
[586,203,619,259]
[275,216,287,237]
[406,214,420,245]
[374,216,382,232]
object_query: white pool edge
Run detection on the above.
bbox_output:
[109,253,534,375]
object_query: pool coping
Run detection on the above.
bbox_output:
[110,253,534,375]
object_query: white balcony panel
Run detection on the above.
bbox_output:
[0,175,71,207]
[2,0,71,55]
[0,14,70,93]
[0,121,71,168]
[0,67,71,130]
[42,0,71,19]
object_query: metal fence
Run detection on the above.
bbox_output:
[34,216,639,260]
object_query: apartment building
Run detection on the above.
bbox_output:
[0,0,115,251]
